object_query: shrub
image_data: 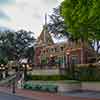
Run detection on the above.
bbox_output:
[23,83,58,92]
[26,74,71,81]
[75,64,100,81]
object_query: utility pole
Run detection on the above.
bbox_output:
[12,79,16,94]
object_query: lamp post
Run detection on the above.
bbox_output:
[0,64,4,79]
[0,67,2,80]
[66,52,70,73]
[2,65,5,79]
[5,65,8,78]
[12,79,16,94]
[22,64,27,81]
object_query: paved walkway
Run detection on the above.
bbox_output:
[0,86,100,100]
[61,91,100,99]
[0,92,32,100]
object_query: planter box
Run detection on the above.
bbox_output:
[82,82,100,91]
[58,82,100,92]
[57,83,81,92]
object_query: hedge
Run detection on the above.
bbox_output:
[23,83,58,92]
[74,64,100,81]
[26,74,72,81]
[26,64,100,81]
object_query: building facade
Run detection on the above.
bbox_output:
[34,15,96,67]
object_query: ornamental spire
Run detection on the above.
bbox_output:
[45,13,47,26]
[37,13,54,45]
[44,13,48,44]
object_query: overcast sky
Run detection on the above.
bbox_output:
[0,0,63,38]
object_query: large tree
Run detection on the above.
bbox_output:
[0,30,35,62]
[60,0,100,51]
[26,46,35,63]
[48,7,68,38]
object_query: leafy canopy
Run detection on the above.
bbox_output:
[60,0,100,41]
[0,30,35,62]
[48,7,68,38]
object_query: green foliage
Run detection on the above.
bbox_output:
[41,56,48,64]
[48,7,68,38]
[23,83,58,92]
[0,30,35,61]
[26,46,35,63]
[0,58,8,64]
[60,0,100,43]
[75,64,100,81]
[26,75,70,81]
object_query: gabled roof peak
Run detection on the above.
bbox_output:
[36,14,54,46]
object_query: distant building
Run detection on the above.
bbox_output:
[34,15,96,67]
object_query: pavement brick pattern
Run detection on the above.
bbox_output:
[0,86,100,100]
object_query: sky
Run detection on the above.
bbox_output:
[0,0,63,38]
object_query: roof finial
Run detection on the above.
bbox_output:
[43,13,47,44]
[45,13,47,26]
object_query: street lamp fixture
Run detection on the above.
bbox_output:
[22,63,27,81]
[66,52,70,55]
[0,64,4,80]
[1,64,4,67]
[26,64,29,68]
[66,51,70,72]
[22,64,25,68]
[50,54,53,58]
[26,64,31,70]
